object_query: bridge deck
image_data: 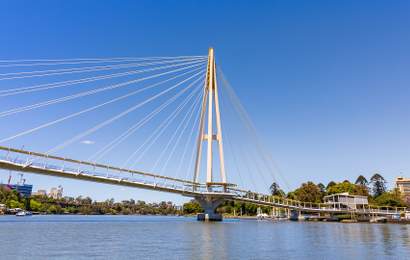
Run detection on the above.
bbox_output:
[0,145,405,216]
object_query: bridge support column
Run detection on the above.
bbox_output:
[196,196,223,221]
[289,210,300,221]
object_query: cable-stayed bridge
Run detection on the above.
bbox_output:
[0,49,404,220]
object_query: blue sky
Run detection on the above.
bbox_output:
[0,1,410,203]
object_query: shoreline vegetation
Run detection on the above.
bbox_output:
[0,173,407,219]
[276,173,407,208]
[0,186,263,216]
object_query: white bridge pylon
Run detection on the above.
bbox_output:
[193,48,232,192]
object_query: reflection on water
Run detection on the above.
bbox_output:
[0,215,409,259]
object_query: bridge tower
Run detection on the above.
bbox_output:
[193,47,227,189]
[192,48,234,221]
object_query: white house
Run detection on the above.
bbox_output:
[323,192,368,210]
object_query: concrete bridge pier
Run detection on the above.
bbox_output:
[289,210,301,221]
[196,196,224,221]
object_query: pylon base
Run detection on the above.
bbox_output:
[195,195,225,221]
[197,212,223,221]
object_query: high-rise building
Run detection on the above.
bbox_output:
[49,186,63,199]
[395,177,410,205]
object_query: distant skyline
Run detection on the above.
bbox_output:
[1,1,410,203]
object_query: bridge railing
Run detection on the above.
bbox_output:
[228,187,407,214]
[0,147,238,196]
[0,149,243,198]
[0,145,202,188]
[0,148,206,194]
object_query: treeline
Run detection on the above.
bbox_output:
[182,200,271,216]
[2,173,405,216]
[270,173,407,207]
[0,186,180,215]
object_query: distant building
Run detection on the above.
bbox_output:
[395,177,410,205]
[49,186,63,199]
[323,192,368,210]
[32,189,47,196]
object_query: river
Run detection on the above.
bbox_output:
[0,215,409,259]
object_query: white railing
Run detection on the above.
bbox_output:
[229,188,406,215]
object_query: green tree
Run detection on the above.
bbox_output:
[30,199,42,212]
[370,173,386,197]
[317,183,326,194]
[8,199,24,209]
[374,189,406,207]
[293,182,323,203]
[47,205,63,214]
[355,175,368,186]
[243,203,259,215]
[183,200,203,214]
[0,187,26,209]
[269,182,285,197]
[326,181,336,191]
[286,191,297,200]
[327,182,369,196]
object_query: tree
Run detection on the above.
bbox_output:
[0,187,25,209]
[286,191,297,200]
[30,199,42,212]
[317,183,326,194]
[370,173,386,197]
[326,181,336,191]
[269,182,285,197]
[8,199,24,209]
[355,175,368,186]
[327,182,369,196]
[293,182,323,203]
[374,189,406,207]
[183,200,203,214]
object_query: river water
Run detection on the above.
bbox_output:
[0,215,409,259]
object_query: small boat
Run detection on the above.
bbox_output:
[16,210,32,216]
[370,217,387,223]
[256,213,270,220]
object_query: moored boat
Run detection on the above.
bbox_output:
[16,210,32,217]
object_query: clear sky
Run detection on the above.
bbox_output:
[0,0,410,204]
